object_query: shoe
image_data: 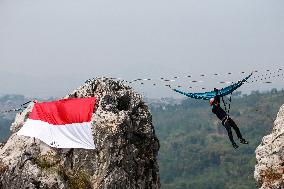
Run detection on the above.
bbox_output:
[232,143,239,149]
[240,138,249,144]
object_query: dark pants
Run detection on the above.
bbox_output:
[222,117,243,144]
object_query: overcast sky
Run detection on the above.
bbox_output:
[0,0,283,98]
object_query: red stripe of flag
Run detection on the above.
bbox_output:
[29,97,97,125]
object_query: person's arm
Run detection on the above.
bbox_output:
[213,88,220,104]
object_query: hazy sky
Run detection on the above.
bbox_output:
[0,0,283,98]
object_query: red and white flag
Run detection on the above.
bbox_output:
[17,97,97,149]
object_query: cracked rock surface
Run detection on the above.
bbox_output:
[255,104,284,189]
[0,78,160,189]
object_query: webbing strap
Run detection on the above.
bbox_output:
[0,101,32,114]
[228,95,232,115]
[222,95,232,115]
[221,97,227,113]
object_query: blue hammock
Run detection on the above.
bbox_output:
[173,72,253,100]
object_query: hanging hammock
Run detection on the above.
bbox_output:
[173,72,253,100]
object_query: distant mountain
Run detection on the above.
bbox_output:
[145,97,183,108]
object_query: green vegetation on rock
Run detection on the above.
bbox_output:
[35,152,91,189]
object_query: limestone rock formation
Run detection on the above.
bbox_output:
[0,78,160,189]
[255,104,284,189]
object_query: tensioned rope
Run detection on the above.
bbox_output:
[0,101,32,114]
[1,68,283,114]
[86,68,283,91]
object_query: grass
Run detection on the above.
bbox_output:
[35,152,92,189]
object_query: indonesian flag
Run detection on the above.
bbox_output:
[17,97,97,149]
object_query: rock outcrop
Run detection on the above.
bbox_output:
[255,104,284,189]
[0,78,160,189]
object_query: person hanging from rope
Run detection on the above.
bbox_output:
[210,88,248,149]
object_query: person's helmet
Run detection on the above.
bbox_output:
[209,98,215,106]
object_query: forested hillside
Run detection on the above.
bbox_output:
[0,90,283,189]
[151,89,284,189]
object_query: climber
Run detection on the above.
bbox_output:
[210,88,248,149]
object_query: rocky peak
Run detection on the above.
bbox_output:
[0,77,160,189]
[255,104,284,189]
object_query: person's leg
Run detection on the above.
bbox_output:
[223,120,238,148]
[228,118,243,139]
[228,118,249,144]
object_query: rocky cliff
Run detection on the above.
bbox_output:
[255,104,284,189]
[0,78,160,189]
